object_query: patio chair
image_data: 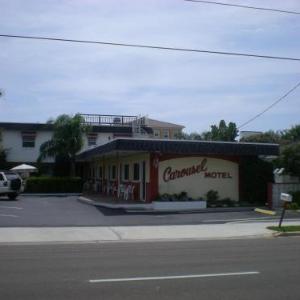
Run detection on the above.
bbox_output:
[83,181,90,192]
[112,183,118,197]
[118,184,125,199]
[123,185,131,201]
[106,182,112,195]
[93,182,97,192]
[124,184,135,201]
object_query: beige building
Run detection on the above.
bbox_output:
[146,118,184,139]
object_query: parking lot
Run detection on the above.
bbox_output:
[0,195,299,227]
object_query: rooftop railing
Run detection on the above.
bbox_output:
[80,114,145,126]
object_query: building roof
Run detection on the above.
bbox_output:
[77,138,279,160]
[0,122,152,134]
[146,118,184,129]
[0,122,54,131]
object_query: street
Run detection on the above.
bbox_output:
[0,237,300,299]
[1,195,299,227]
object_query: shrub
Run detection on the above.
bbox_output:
[25,176,83,193]
[178,191,188,201]
[206,190,219,202]
[220,198,235,207]
[289,191,300,206]
[155,192,204,202]
[286,202,299,210]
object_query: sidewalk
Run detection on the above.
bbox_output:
[0,220,299,244]
[78,195,256,213]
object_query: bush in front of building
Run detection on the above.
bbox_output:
[24,176,83,193]
[289,191,300,205]
[205,190,243,207]
[156,192,205,202]
[286,202,299,210]
[205,190,219,202]
[286,191,300,210]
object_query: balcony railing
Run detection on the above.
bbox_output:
[80,114,143,126]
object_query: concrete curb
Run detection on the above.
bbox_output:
[78,196,96,206]
[272,231,300,237]
[78,196,256,213]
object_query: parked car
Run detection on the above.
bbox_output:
[0,171,24,200]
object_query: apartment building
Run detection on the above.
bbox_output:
[0,114,184,169]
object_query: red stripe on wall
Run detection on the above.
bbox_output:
[148,153,159,202]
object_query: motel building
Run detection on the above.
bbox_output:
[77,138,279,207]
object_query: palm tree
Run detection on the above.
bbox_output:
[38,114,90,176]
[0,129,7,169]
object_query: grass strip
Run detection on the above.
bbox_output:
[267,225,300,232]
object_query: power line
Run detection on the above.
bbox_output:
[238,80,300,129]
[184,0,300,16]
[1,34,300,62]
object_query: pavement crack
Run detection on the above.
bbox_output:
[109,227,122,240]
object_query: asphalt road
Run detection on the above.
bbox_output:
[0,195,299,227]
[0,237,300,299]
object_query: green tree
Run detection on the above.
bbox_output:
[175,120,238,141]
[38,114,90,176]
[240,130,283,144]
[241,124,300,178]
[282,125,300,143]
[275,143,300,178]
[204,120,238,141]
[175,131,203,140]
[240,125,300,145]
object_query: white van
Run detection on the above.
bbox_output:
[0,171,24,200]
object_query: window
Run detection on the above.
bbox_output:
[22,131,36,148]
[89,167,95,178]
[133,163,140,181]
[0,173,4,181]
[111,165,116,180]
[123,164,129,181]
[99,166,103,179]
[153,129,160,138]
[103,166,106,179]
[163,129,170,139]
[87,133,97,146]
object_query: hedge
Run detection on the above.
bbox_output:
[289,191,300,206]
[24,176,83,193]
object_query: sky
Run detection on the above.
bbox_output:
[0,0,300,133]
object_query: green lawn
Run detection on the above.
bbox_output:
[267,225,300,233]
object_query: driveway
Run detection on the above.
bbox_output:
[0,195,299,227]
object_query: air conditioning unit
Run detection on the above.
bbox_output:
[113,117,121,124]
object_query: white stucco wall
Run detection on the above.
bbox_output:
[82,133,114,151]
[2,130,54,163]
[1,129,115,163]
[158,157,239,201]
